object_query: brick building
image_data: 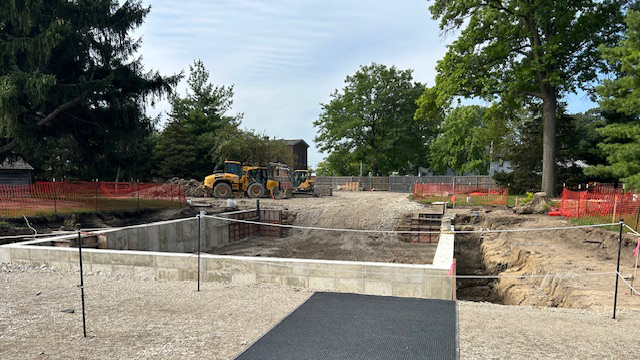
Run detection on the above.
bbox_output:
[283,139,308,171]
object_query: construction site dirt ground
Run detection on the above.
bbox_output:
[192,191,640,311]
[1,265,640,360]
[199,191,436,263]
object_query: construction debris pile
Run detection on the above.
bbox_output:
[166,178,206,197]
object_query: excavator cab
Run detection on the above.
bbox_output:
[293,170,314,192]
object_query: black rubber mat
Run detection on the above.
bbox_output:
[235,292,458,360]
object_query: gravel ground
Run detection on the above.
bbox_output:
[2,265,640,359]
[459,301,640,359]
[0,265,312,359]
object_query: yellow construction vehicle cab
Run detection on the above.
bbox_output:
[243,166,281,198]
[202,161,243,198]
[292,169,314,192]
[203,161,282,198]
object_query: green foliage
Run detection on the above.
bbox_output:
[494,107,612,193]
[211,126,293,167]
[314,63,429,176]
[0,0,179,181]
[586,10,640,189]
[429,0,625,194]
[428,106,490,175]
[153,60,241,180]
[520,192,535,205]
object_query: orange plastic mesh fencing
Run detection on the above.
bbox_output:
[0,181,185,218]
[558,187,640,230]
[413,183,509,205]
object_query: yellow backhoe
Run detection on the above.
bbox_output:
[202,161,281,198]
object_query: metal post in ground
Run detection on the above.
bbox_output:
[256,199,260,220]
[76,225,87,337]
[197,212,202,292]
[613,219,624,319]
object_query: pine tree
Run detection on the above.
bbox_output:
[0,0,179,180]
[585,10,640,189]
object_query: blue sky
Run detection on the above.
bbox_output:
[137,0,596,168]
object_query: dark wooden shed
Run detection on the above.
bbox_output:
[0,155,34,185]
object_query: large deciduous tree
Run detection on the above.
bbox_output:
[585,10,640,188]
[0,0,179,180]
[211,126,292,167]
[153,60,241,180]
[314,63,429,176]
[428,105,490,175]
[429,0,625,195]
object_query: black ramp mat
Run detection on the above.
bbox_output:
[235,292,457,360]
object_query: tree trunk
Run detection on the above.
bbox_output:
[371,161,378,177]
[541,90,557,196]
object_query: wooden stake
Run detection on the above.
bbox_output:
[611,195,618,230]
[452,258,457,301]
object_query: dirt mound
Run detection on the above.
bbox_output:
[167,178,206,197]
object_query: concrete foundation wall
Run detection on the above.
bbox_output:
[93,210,282,254]
[0,244,454,300]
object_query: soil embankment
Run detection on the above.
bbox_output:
[453,209,640,310]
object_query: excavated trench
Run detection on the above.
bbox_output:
[454,233,503,303]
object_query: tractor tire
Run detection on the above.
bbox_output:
[247,183,266,198]
[213,183,232,198]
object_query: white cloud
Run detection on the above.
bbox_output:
[138,0,451,168]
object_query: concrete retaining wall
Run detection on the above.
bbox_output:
[0,243,454,300]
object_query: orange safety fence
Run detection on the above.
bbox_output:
[413,183,509,205]
[0,181,185,218]
[557,187,640,230]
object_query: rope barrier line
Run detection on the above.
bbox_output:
[624,224,640,237]
[203,214,617,235]
[617,271,640,296]
[233,257,614,279]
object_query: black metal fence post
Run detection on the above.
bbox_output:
[613,219,624,319]
[256,199,260,220]
[76,225,87,337]
[197,211,204,292]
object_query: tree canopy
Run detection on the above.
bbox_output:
[153,60,241,180]
[428,105,490,175]
[0,0,179,180]
[585,10,640,189]
[211,127,292,167]
[429,0,625,195]
[314,63,429,176]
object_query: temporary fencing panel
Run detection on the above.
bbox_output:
[558,188,640,230]
[413,183,509,205]
[0,181,185,217]
[314,176,496,193]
